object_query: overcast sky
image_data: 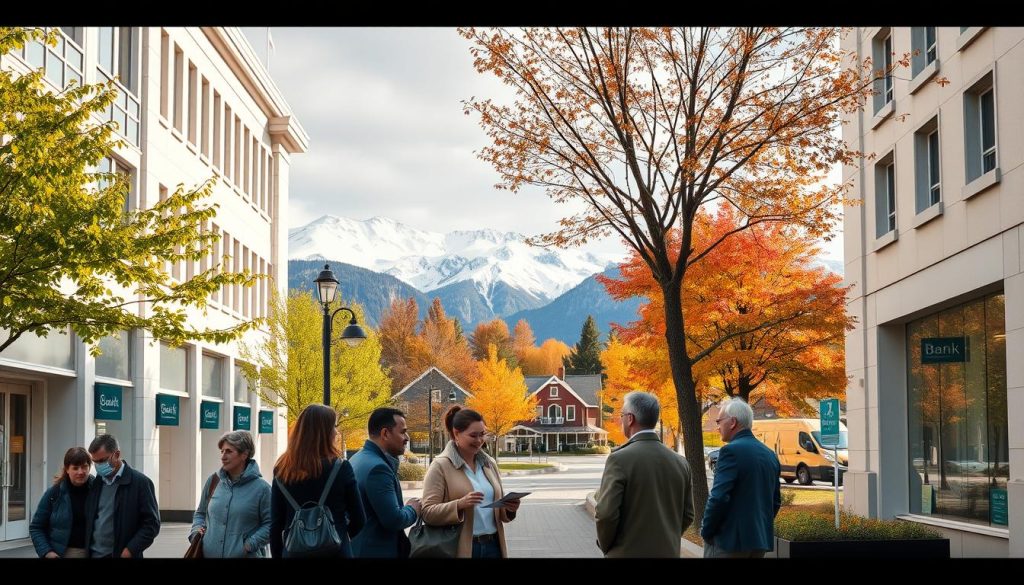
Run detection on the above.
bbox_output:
[240,27,843,261]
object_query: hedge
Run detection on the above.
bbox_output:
[398,461,426,482]
[775,504,943,541]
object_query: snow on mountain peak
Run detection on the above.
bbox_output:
[289,215,623,301]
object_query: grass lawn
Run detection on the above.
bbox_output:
[497,463,554,471]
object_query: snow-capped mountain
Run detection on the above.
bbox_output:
[289,215,624,311]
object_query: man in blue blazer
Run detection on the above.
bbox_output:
[701,398,781,558]
[350,407,421,558]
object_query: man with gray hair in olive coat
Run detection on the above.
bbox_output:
[595,391,694,557]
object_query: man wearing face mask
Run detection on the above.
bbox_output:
[84,434,161,558]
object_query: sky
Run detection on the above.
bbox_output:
[240,27,844,262]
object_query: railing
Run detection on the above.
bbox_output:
[538,417,564,425]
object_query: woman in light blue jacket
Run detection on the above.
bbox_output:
[29,447,94,558]
[190,431,271,557]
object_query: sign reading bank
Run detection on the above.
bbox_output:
[94,383,123,421]
[156,394,180,426]
[922,337,968,364]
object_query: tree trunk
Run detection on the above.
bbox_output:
[662,278,709,529]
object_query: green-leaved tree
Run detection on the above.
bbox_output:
[0,27,258,354]
[239,291,393,447]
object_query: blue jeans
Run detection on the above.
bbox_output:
[472,538,501,558]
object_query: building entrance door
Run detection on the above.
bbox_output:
[0,382,30,541]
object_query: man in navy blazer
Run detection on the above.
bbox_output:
[350,407,421,558]
[700,398,781,558]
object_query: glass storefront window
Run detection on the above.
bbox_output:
[159,342,187,392]
[202,354,224,398]
[0,327,75,370]
[95,330,131,381]
[233,363,249,403]
[906,292,1008,527]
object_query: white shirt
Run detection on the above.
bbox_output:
[463,461,498,536]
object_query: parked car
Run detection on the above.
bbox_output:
[706,448,720,473]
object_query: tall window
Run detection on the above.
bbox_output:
[202,354,224,398]
[95,331,131,381]
[566,405,576,421]
[548,404,562,420]
[18,28,83,90]
[911,27,938,78]
[914,118,941,213]
[97,27,136,93]
[872,29,894,115]
[963,72,997,184]
[906,293,1008,527]
[233,363,250,403]
[96,157,134,213]
[159,342,187,392]
[875,152,897,238]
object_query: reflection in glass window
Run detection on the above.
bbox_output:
[202,354,224,398]
[95,331,130,380]
[233,363,250,403]
[906,293,1008,526]
[159,342,187,392]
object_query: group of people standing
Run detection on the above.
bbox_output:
[594,392,782,558]
[28,402,521,559]
[29,392,778,559]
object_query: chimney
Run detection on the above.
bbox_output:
[557,365,565,380]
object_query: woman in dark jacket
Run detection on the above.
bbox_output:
[29,447,94,558]
[270,404,365,557]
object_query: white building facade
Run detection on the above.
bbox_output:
[843,27,1022,556]
[0,26,306,538]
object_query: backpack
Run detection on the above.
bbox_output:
[275,458,343,558]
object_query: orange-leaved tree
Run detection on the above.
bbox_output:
[461,27,904,523]
[470,318,516,365]
[379,297,430,393]
[601,207,853,419]
[466,344,537,463]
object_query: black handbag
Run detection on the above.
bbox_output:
[409,476,461,558]
[408,515,461,558]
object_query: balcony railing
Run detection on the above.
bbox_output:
[538,417,564,425]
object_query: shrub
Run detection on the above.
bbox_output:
[781,490,797,507]
[403,452,421,464]
[398,462,426,482]
[775,504,944,541]
[703,432,723,448]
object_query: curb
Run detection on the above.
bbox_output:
[584,491,705,558]
[499,462,567,477]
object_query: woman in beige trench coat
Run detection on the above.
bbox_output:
[421,406,520,558]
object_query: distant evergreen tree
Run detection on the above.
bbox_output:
[563,315,604,375]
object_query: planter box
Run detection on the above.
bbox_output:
[772,536,949,558]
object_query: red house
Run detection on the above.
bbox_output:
[505,367,608,452]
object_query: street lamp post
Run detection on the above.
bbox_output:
[427,385,458,464]
[340,408,350,459]
[314,264,367,407]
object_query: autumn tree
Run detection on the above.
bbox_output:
[466,344,537,462]
[511,319,536,359]
[601,207,853,416]
[461,27,899,523]
[601,332,680,447]
[420,299,476,389]
[563,315,604,375]
[519,338,572,376]
[239,291,393,444]
[0,27,258,354]
[379,297,429,392]
[469,318,516,365]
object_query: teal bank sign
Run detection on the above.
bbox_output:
[156,394,180,426]
[233,406,251,431]
[94,383,123,420]
[259,410,274,434]
[922,337,967,364]
[200,401,220,429]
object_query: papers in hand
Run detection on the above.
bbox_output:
[481,491,531,509]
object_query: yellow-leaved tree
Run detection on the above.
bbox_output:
[466,344,537,463]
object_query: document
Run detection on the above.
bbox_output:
[481,491,531,509]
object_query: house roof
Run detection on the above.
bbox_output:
[393,367,473,400]
[523,374,603,407]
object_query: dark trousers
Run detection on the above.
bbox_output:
[471,538,501,558]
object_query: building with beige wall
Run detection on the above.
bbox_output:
[0,26,306,539]
[843,26,1022,557]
